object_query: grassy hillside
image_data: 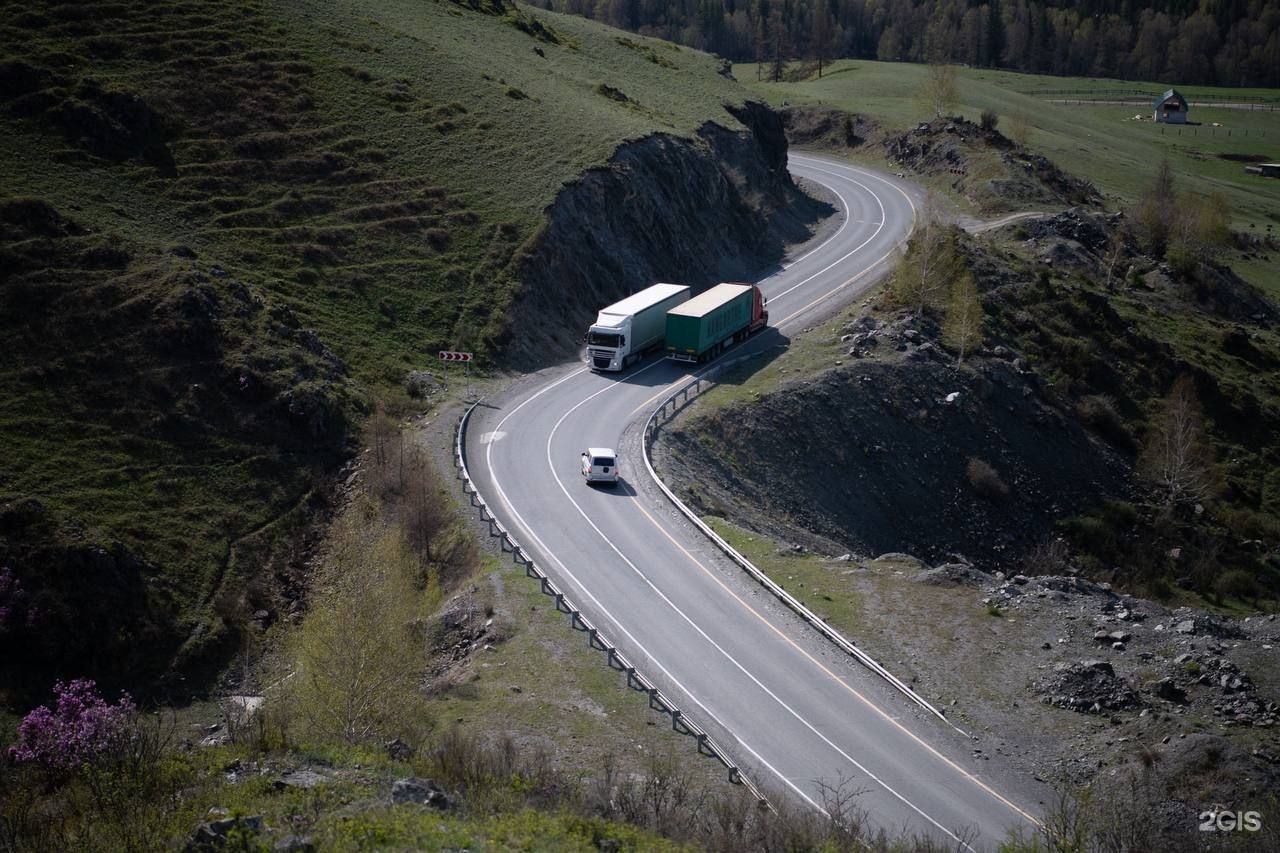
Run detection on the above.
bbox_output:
[739,60,1280,235]
[0,0,757,695]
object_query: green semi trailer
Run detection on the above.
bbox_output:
[664,282,768,363]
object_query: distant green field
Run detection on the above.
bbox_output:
[737,60,1280,235]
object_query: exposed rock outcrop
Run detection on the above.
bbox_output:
[660,357,1129,569]
[505,102,830,366]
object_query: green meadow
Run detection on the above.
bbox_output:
[739,60,1280,235]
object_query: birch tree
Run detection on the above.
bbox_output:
[1138,375,1217,506]
[942,271,983,363]
[891,193,960,313]
[284,505,436,744]
[919,62,959,119]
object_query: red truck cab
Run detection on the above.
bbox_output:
[749,284,768,332]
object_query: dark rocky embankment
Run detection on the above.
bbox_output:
[662,354,1130,568]
[506,101,831,365]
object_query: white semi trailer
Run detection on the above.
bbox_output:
[585,283,690,371]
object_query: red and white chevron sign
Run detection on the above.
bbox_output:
[438,350,473,362]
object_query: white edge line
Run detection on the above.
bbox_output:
[480,363,832,820]
[539,379,980,850]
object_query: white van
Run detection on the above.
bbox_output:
[580,447,618,486]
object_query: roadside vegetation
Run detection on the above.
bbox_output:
[1,414,1037,851]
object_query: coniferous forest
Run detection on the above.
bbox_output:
[527,0,1280,87]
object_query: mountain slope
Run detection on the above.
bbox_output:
[0,0,821,697]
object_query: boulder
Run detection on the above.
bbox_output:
[914,563,993,587]
[391,777,454,811]
[273,769,327,790]
[385,738,415,762]
[185,815,263,852]
[1149,678,1187,703]
[1038,659,1139,713]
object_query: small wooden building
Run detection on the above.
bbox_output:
[1153,89,1189,123]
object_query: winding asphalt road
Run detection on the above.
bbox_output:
[465,152,1048,849]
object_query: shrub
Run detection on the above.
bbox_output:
[1024,537,1072,576]
[1075,394,1131,447]
[1215,568,1258,604]
[966,457,1009,500]
[425,227,451,250]
[595,83,629,102]
[8,680,135,771]
[1146,575,1175,601]
[979,109,998,131]
[338,65,374,82]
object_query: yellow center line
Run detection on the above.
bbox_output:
[629,496,1043,828]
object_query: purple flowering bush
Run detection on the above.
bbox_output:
[8,679,136,771]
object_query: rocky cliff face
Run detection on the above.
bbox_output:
[659,356,1130,568]
[503,101,829,365]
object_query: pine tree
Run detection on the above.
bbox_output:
[811,0,835,77]
[768,4,790,81]
[986,0,1005,67]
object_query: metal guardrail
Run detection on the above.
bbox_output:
[453,398,769,805]
[641,354,969,737]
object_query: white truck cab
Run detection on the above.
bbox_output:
[585,315,630,372]
[586,283,690,371]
